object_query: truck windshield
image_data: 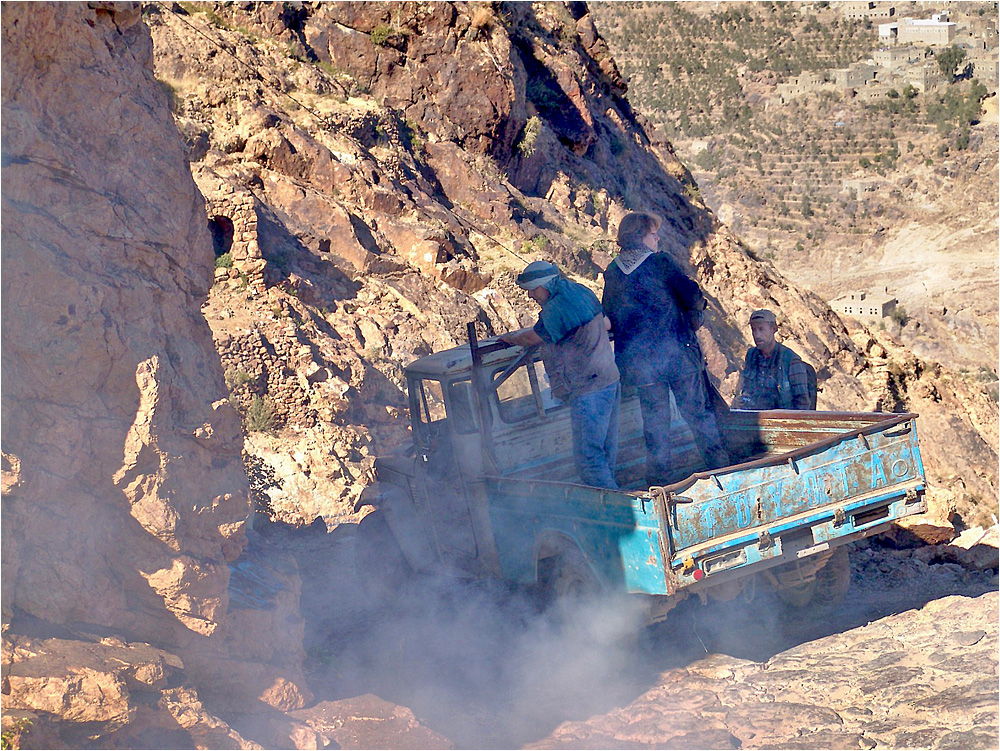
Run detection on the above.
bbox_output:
[447,379,478,434]
[411,378,447,447]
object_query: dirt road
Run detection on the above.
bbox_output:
[262,525,997,750]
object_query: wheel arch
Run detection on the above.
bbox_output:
[533,531,601,587]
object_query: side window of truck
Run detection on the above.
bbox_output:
[494,359,557,423]
[411,378,448,446]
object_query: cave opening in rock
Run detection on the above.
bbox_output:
[209,215,234,258]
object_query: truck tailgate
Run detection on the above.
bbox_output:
[662,411,926,592]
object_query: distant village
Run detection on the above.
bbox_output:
[777,1,997,324]
[777,1,998,107]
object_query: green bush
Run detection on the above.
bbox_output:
[370,23,392,46]
[516,116,543,156]
[527,78,561,110]
[525,235,550,254]
[244,395,277,433]
[224,367,252,390]
[935,45,966,82]
[156,78,181,112]
[888,305,909,328]
[214,252,233,269]
[2,719,32,750]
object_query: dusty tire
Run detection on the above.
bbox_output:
[774,547,851,612]
[354,510,411,608]
[775,579,816,609]
[538,546,600,611]
[811,546,851,611]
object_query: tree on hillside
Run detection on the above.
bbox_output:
[935,45,967,83]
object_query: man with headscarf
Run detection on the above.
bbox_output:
[500,260,621,488]
[602,212,729,486]
[737,309,812,410]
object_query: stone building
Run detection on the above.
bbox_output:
[896,16,958,46]
[971,50,1000,88]
[843,1,896,20]
[831,289,898,321]
[775,71,833,103]
[842,178,882,200]
[879,22,899,44]
[197,177,268,294]
[904,62,945,92]
[874,45,921,70]
[832,62,880,89]
[855,82,892,101]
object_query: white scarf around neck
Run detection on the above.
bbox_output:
[614,246,652,275]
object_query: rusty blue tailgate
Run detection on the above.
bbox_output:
[662,411,926,593]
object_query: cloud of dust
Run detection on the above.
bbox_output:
[296,549,652,748]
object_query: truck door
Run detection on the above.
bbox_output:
[409,377,479,560]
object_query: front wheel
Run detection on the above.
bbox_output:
[354,510,411,609]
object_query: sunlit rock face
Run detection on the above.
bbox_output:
[1,0,248,643]
[0,3,317,726]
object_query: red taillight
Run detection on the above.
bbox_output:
[692,568,704,581]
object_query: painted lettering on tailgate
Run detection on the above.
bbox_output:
[871,453,888,488]
[735,494,752,528]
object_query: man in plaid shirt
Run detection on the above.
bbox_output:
[737,309,812,410]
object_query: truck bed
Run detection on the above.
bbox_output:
[484,409,926,599]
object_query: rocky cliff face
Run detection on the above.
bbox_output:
[1,2,996,747]
[1,0,248,640]
[1,4,309,745]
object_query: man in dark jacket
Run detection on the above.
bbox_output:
[737,309,812,410]
[602,212,729,486]
[501,261,621,488]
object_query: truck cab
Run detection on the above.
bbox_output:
[358,325,927,620]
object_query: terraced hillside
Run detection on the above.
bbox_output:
[592,1,999,381]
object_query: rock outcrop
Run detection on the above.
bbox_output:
[1,3,309,744]
[529,589,999,750]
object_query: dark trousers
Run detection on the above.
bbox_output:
[638,372,729,486]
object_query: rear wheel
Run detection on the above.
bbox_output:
[774,546,851,612]
[811,546,851,610]
[538,546,600,612]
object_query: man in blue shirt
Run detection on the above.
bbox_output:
[501,261,621,488]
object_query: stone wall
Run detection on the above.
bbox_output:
[201,177,268,292]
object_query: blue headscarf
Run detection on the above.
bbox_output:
[537,275,604,343]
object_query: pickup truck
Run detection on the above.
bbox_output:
[356,324,928,621]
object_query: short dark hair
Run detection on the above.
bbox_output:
[617,212,661,248]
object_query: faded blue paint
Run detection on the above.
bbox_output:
[486,480,667,594]
[670,420,922,552]
[484,416,926,598]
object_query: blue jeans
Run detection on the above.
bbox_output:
[570,382,621,489]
